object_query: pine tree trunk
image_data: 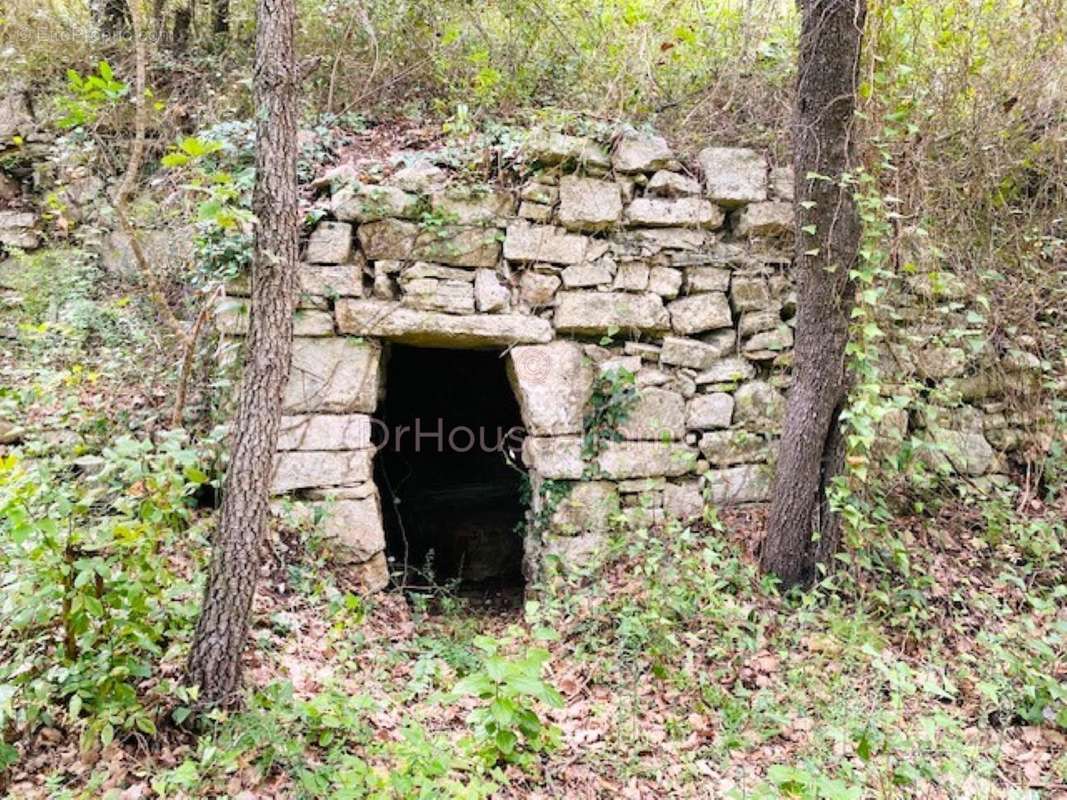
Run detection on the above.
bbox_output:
[759,0,867,588]
[186,0,298,706]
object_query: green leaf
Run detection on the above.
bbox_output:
[494,729,517,755]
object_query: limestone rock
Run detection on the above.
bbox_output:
[0,91,34,140]
[705,464,771,504]
[400,262,475,282]
[414,226,502,268]
[626,197,724,229]
[306,221,353,264]
[336,299,552,346]
[333,181,420,222]
[663,481,704,521]
[271,449,373,493]
[526,131,610,168]
[298,263,364,297]
[734,201,794,237]
[283,337,381,414]
[617,388,686,440]
[550,481,619,535]
[292,309,336,336]
[357,219,418,260]
[520,271,562,306]
[519,201,554,223]
[685,393,734,429]
[278,414,373,451]
[596,441,697,479]
[612,262,650,292]
[699,430,770,465]
[739,309,781,337]
[730,275,771,312]
[668,293,732,335]
[474,268,510,312]
[401,278,475,314]
[684,267,731,293]
[520,182,558,204]
[647,170,701,197]
[389,160,447,193]
[694,358,755,385]
[733,381,786,426]
[0,211,38,249]
[916,345,967,379]
[936,430,995,476]
[507,342,593,436]
[350,551,390,592]
[613,134,674,173]
[557,176,622,231]
[561,262,613,288]
[636,228,711,252]
[322,494,386,563]
[0,420,24,445]
[504,221,592,265]
[660,336,733,370]
[648,267,682,299]
[522,436,584,479]
[554,291,670,335]
[698,147,768,207]
[743,326,794,360]
[769,166,795,200]
[431,188,514,225]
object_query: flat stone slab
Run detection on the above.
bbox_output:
[554,291,670,335]
[333,182,420,222]
[668,293,733,335]
[626,197,724,229]
[616,387,686,440]
[504,221,593,265]
[271,449,373,493]
[613,134,674,173]
[734,201,794,237]
[283,337,381,414]
[522,436,584,479]
[558,176,623,231]
[661,336,736,370]
[306,221,353,264]
[550,481,619,535]
[507,341,593,435]
[596,441,697,479]
[698,147,768,207]
[277,414,374,451]
[336,299,553,347]
[686,393,734,429]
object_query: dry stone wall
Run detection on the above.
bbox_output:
[220,128,800,587]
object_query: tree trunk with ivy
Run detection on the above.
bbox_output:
[759,0,867,588]
[186,0,298,706]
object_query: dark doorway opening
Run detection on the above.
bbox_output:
[375,345,527,605]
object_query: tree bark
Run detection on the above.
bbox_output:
[187,0,298,706]
[759,0,867,588]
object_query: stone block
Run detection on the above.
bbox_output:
[306,221,353,264]
[336,299,553,347]
[507,341,593,436]
[278,414,374,451]
[626,197,724,229]
[699,430,770,466]
[694,357,755,385]
[0,211,38,249]
[431,188,514,224]
[647,170,701,197]
[648,267,682,299]
[271,449,373,493]
[686,393,734,429]
[558,176,622,231]
[333,182,420,222]
[663,481,704,521]
[401,278,476,314]
[684,266,731,293]
[298,263,364,298]
[613,262,650,292]
[522,436,584,479]
[554,291,670,335]
[668,293,732,335]
[474,268,510,312]
[660,336,733,370]
[743,326,794,360]
[414,226,502,268]
[519,271,562,306]
[769,166,795,200]
[730,275,771,312]
[617,387,686,441]
[519,201,554,223]
[596,441,697,479]
[550,481,619,535]
[705,464,772,504]
[527,131,610,168]
[698,147,768,207]
[733,381,786,426]
[283,337,381,414]
[734,201,794,237]
[561,262,613,288]
[504,221,592,265]
[613,134,674,173]
[358,219,418,260]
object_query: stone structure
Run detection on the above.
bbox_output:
[206,127,1041,589]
